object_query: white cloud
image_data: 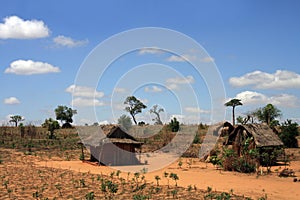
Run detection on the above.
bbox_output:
[66,85,104,98]
[3,97,20,105]
[4,60,60,75]
[99,120,110,125]
[201,56,214,63]
[113,87,127,93]
[144,86,163,93]
[140,98,149,104]
[0,16,50,39]
[166,75,194,84]
[138,47,164,55]
[72,97,105,107]
[166,54,196,62]
[233,91,300,108]
[229,70,300,89]
[53,35,88,48]
[184,107,210,114]
[166,75,194,90]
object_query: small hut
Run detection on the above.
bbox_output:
[80,125,143,166]
[225,123,284,156]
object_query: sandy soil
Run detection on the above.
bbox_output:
[36,155,300,200]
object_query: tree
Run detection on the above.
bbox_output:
[169,117,180,132]
[254,104,281,126]
[149,104,164,125]
[42,118,60,139]
[117,114,132,130]
[224,99,243,126]
[124,96,147,125]
[9,115,24,127]
[279,119,299,148]
[55,105,76,128]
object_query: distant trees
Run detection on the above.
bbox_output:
[149,104,164,125]
[224,99,243,126]
[117,114,132,130]
[124,96,147,125]
[42,118,60,139]
[9,115,24,127]
[279,119,299,148]
[55,105,76,128]
[254,104,281,127]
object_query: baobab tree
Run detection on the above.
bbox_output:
[224,99,243,126]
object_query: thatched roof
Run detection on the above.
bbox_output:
[78,125,143,146]
[226,123,283,147]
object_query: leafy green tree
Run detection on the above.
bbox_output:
[149,104,164,125]
[279,119,299,148]
[42,118,60,139]
[254,104,281,127]
[124,96,147,125]
[9,115,24,127]
[117,114,132,130]
[224,99,243,126]
[169,117,180,132]
[55,105,76,128]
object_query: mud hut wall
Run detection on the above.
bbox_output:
[99,143,139,165]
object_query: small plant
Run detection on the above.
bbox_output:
[80,178,86,187]
[79,153,85,161]
[55,184,62,197]
[178,159,183,169]
[154,175,160,186]
[187,185,192,192]
[164,171,170,188]
[133,194,149,200]
[171,189,178,198]
[169,173,179,186]
[85,191,95,200]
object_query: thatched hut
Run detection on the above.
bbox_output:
[79,125,143,166]
[225,123,284,156]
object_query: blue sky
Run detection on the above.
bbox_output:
[1,0,300,125]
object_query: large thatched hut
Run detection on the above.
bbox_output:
[79,125,143,166]
[225,123,284,156]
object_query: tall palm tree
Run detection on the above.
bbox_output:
[224,99,243,126]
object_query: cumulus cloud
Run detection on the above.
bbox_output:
[72,97,105,107]
[4,60,60,75]
[233,91,300,108]
[229,70,300,89]
[138,47,164,55]
[0,16,50,39]
[53,35,88,48]
[113,87,127,93]
[166,75,194,90]
[3,97,20,105]
[184,107,210,114]
[144,86,163,93]
[166,54,196,62]
[66,85,104,98]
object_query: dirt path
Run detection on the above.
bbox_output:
[36,158,300,200]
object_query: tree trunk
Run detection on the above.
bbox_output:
[131,114,137,125]
[232,106,235,126]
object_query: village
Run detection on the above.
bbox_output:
[0,97,300,199]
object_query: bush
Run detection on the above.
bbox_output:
[169,117,179,132]
[279,119,299,148]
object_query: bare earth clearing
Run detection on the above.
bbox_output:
[37,156,300,200]
[1,148,300,199]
